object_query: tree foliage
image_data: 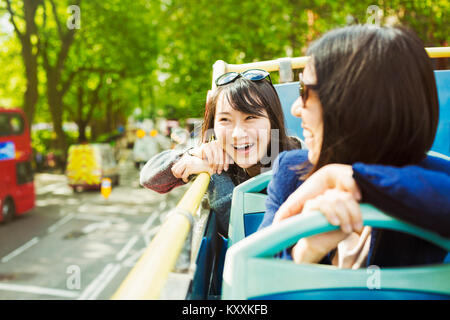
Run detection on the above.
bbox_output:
[0,0,448,155]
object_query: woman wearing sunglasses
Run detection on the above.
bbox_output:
[259,25,450,268]
[140,69,301,237]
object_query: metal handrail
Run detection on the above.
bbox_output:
[111,173,210,300]
[212,47,450,88]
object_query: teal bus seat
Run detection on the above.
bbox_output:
[244,212,265,237]
[222,204,450,300]
[228,171,271,247]
[252,288,450,300]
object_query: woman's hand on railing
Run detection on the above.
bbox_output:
[189,140,234,175]
[172,153,213,182]
[302,188,363,234]
[290,188,363,264]
[273,164,362,224]
[291,228,348,264]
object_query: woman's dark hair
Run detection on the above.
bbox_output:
[306,25,439,174]
[202,77,299,155]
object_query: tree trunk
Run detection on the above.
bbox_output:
[76,80,87,143]
[77,121,88,143]
[46,73,67,160]
[41,0,79,162]
[22,40,39,125]
[7,0,41,125]
[22,0,40,124]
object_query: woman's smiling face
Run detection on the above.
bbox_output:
[213,92,271,169]
[291,61,323,165]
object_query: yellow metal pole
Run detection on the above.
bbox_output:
[426,47,450,58]
[177,172,211,214]
[111,173,210,300]
[215,47,450,78]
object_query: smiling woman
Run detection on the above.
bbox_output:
[291,68,322,165]
[260,25,449,270]
[213,94,271,170]
[202,72,296,175]
[140,71,301,237]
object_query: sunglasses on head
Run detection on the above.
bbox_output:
[215,69,272,87]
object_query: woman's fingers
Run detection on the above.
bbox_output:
[224,153,234,172]
[273,176,327,223]
[304,196,340,226]
[342,194,363,232]
[215,147,224,174]
[338,173,362,201]
[303,196,344,230]
[200,141,230,175]
[302,189,363,233]
[325,189,362,233]
[292,229,350,264]
[171,161,183,179]
[181,166,191,183]
[214,142,229,174]
[274,164,363,224]
[330,199,353,234]
[173,164,187,182]
[202,145,215,173]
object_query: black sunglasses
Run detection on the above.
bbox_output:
[299,73,318,104]
[215,69,272,87]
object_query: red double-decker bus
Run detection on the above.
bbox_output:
[0,107,35,223]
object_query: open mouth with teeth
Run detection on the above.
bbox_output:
[232,143,254,151]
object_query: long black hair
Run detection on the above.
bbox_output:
[306,25,438,174]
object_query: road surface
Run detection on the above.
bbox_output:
[0,150,191,300]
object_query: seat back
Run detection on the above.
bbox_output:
[223,204,450,300]
[432,70,450,156]
[274,82,302,139]
[228,171,271,247]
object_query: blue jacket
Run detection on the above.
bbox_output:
[259,149,450,267]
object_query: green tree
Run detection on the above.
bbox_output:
[62,0,159,142]
[1,0,448,151]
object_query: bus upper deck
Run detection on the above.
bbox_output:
[112,47,450,300]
